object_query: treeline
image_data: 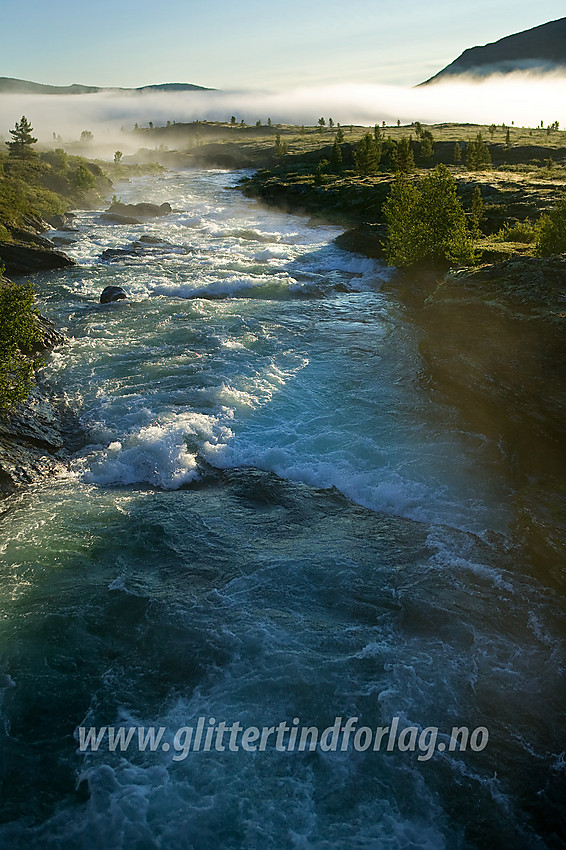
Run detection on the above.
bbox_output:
[305,126,493,180]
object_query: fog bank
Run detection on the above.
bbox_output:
[1,73,564,143]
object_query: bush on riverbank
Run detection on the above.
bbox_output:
[536,194,566,256]
[383,165,475,269]
[0,273,42,411]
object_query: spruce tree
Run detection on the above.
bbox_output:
[6,115,37,158]
[419,130,434,161]
[330,138,343,173]
[536,194,566,255]
[393,136,414,173]
[470,185,484,238]
[466,133,491,170]
[354,132,380,175]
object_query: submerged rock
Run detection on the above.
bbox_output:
[99,246,145,262]
[100,285,128,303]
[50,235,77,247]
[334,223,387,259]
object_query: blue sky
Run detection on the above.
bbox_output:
[3,1,565,89]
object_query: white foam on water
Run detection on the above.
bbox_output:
[74,410,232,490]
[149,272,297,300]
[78,427,198,489]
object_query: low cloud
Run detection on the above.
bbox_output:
[1,72,565,148]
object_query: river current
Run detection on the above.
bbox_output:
[0,170,563,849]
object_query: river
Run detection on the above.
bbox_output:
[0,169,563,849]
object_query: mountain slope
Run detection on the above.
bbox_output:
[421,17,566,84]
[0,78,214,94]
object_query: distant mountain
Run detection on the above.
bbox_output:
[421,17,566,84]
[0,77,214,95]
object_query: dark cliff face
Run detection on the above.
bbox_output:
[421,17,566,83]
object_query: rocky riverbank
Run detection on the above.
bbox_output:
[0,315,82,495]
[0,195,180,494]
[0,213,77,275]
[388,255,566,589]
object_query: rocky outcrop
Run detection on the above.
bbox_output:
[46,213,75,229]
[0,217,77,276]
[0,213,76,275]
[0,240,76,275]
[0,386,67,493]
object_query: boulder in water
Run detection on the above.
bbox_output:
[99,213,142,225]
[100,285,128,304]
[105,201,172,219]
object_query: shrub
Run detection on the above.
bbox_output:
[68,163,96,193]
[384,164,475,269]
[536,196,566,255]
[496,220,537,244]
[40,148,69,171]
[0,275,42,411]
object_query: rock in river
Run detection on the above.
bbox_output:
[99,201,173,225]
[100,285,128,303]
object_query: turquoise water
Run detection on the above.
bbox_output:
[0,170,563,848]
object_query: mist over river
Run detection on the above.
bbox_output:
[0,169,563,849]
